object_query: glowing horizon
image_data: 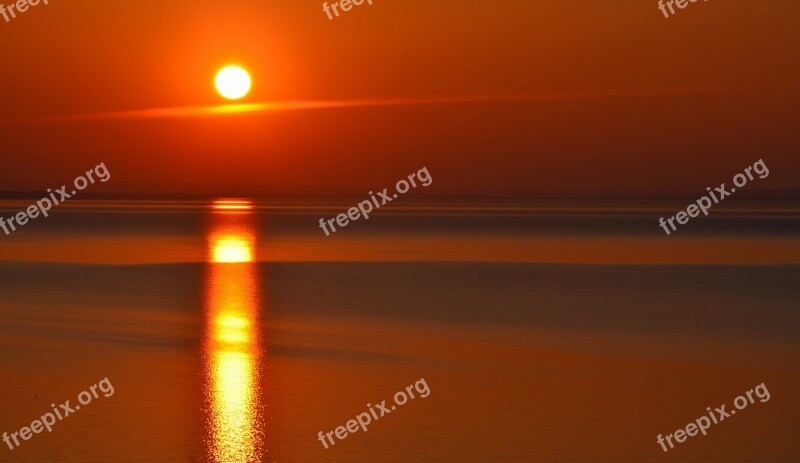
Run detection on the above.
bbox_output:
[212,199,254,211]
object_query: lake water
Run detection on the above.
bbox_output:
[0,199,798,462]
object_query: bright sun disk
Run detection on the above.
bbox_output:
[215,66,251,100]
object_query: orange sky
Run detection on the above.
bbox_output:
[0,0,798,197]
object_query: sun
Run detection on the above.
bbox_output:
[215,66,251,100]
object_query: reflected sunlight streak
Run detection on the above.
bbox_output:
[203,201,264,463]
[212,199,254,211]
[212,238,253,263]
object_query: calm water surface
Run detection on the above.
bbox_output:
[0,199,799,462]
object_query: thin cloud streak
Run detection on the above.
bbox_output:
[2,84,795,124]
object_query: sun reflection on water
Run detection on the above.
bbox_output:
[203,200,264,463]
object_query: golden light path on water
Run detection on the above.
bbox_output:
[203,199,264,463]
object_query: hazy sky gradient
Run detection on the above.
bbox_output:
[1,0,798,197]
